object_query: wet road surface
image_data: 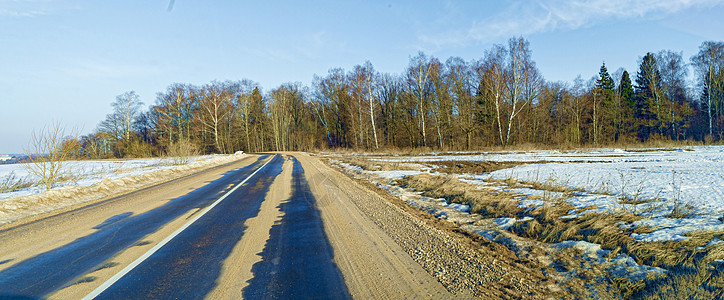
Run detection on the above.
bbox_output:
[92,154,286,298]
[242,157,350,299]
[0,154,353,299]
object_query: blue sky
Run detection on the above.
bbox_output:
[1,0,723,154]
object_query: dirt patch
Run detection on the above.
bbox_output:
[337,157,422,171]
[428,160,526,174]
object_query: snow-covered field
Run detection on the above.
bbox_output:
[370,146,724,211]
[0,153,245,224]
[0,155,226,200]
[360,146,724,242]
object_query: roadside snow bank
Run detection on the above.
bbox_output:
[0,153,246,225]
[0,155,226,200]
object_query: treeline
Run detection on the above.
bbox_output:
[76,37,724,158]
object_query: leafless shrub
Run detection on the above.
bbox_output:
[23,122,79,191]
[166,140,199,165]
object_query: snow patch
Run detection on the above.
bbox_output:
[553,240,667,281]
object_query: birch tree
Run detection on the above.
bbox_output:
[480,44,508,146]
[155,83,196,145]
[691,41,724,139]
[196,82,232,153]
[657,50,689,140]
[445,57,477,149]
[98,91,143,155]
[504,36,535,146]
[428,57,451,149]
[406,52,434,147]
[363,61,380,149]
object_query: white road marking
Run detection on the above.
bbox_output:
[83,156,274,300]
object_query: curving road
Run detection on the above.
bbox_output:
[0,153,450,299]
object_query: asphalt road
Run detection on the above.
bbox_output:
[0,155,272,298]
[0,153,450,299]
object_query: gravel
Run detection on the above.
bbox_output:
[323,157,572,298]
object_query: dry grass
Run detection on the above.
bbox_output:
[339,158,422,172]
[506,203,724,298]
[428,160,527,174]
[0,172,34,193]
[397,173,522,218]
[638,264,724,299]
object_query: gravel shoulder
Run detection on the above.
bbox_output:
[297,153,453,299]
[299,153,570,298]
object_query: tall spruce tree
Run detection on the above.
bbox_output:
[596,63,616,92]
[619,70,635,139]
[595,63,615,142]
[635,53,661,140]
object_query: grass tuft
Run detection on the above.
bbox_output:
[397,173,522,218]
[0,172,34,193]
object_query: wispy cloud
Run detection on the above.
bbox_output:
[421,0,722,47]
[0,8,46,17]
[0,0,54,17]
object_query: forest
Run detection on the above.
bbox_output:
[73,37,724,158]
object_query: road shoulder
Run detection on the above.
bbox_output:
[296,153,454,299]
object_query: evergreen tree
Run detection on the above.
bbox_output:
[596,63,616,92]
[620,71,634,106]
[595,63,615,142]
[634,52,661,140]
[619,70,636,139]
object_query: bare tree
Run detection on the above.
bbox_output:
[349,65,368,148]
[691,41,724,139]
[428,57,450,149]
[155,83,195,144]
[658,50,688,140]
[269,83,304,151]
[480,44,508,146]
[97,91,144,156]
[114,91,143,142]
[407,52,435,147]
[376,73,405,147]
[505,36,536,146]
[313,68,349,148]
[196,82,232,153]
[446,57,476,149]
[24,122,79,191]
[234,80,260,152]
[363,61,380,149]
[569,76,586,144]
